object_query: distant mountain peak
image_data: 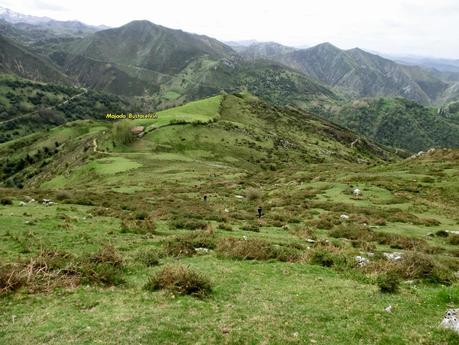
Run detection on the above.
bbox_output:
[0,6,52,24]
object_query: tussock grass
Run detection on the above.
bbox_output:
[144,265,211,298]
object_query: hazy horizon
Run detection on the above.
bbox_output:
[1,0,458,59]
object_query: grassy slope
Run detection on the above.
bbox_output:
[0,95,458,344]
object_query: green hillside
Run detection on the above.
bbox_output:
[0,93,393,189]
[0,95,458,344]
[324,97,459,152]
[0,74,132,142]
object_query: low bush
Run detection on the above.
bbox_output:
[0,197,13,205]
[55,190,73,201]
[0,264,24,295]
[216,237,276,260]
[218,223,233,231]
[89,245,123,268]
[449,235,459,245]
[163,232,216,257]
[241,222,261,232]
[329,224,373,241]
[170,218,208,230]
[397,252,454,285]
[436,230,449,237]
[307,245,351,270]
[144,265,211,298]
[135,249,161,267]
[121,217,156,235]
[377,271,400,293]
[246,187,262,201]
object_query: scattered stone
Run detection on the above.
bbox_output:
[383,252,402,261]
[194,248,210,254]
[354,255,369,266]
[224,208,229,213]
[18,201,26,206]
[353,188,362,197]
[440,309,459,334]
[42,199,55,206]
[235,195,244,199]
[306,239,316,243]
[384,305,393,313]
[340,214,350,220]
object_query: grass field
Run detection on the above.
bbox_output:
[0,94,458,344]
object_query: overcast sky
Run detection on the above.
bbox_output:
[1,0,458,58]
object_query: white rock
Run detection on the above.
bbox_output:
[383,252,403,261]
[353,188,361,196]
[224,208,229,213]
[354,255,369,266]
[306,239,316,243]
[340,214,350,220]
[19,201,26,206]
[384,305,392,313]
[194,247,209,254]
[242,236,248,240]
[235,195,244,199]
[440,309,459,334]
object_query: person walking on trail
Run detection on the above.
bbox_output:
[257,206,263,218]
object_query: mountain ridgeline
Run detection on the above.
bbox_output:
[0,8,458,152]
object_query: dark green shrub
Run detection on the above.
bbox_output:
[0,198,13,205]
[309,249,335,267]
[436,230,449,237]
[377,271,400,293]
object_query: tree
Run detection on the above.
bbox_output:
[112,120,135,145]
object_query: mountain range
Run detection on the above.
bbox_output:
[0,7,458,152]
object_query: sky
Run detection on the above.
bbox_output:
[1,0,458,59]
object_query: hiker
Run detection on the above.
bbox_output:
[257,206,263,218]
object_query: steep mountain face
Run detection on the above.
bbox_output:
[236,42,296,61]
[42,21,336,106]
[65,20,235,75]
[275,43,449,104]
[235,42,453,105]
[325,97,459,152]
[0,34,70,84]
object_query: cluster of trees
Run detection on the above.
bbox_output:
[1,142,60,183]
